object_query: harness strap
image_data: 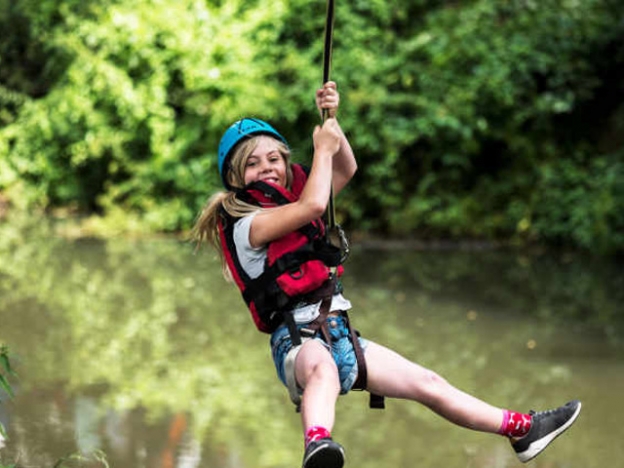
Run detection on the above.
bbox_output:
[314,296,333,347]
[343,311,385,409]
[284,312,301,347]
[286,313,385,411]
[284,277,385,411]
[286,293,334,412]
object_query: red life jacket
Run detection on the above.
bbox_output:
[218,164,344,333]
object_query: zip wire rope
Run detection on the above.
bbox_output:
[322,0,336,229]
[321,0,349,262]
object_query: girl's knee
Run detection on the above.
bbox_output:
[418,369,452,403]
[297,344,339,388]
[310,359,339,381]
[303,359,340,392]
[424,369,447,385]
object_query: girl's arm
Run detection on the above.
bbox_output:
[316,81,357,194]
[248,118,342,248]
[331,122,357,194]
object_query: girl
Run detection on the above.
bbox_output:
[193,82,581,468]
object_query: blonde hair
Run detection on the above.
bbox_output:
[192,135,292,278]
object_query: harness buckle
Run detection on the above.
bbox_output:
[326,223,350,264]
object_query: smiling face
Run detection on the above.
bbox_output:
[242,136,288,187]
[225,135,292,190]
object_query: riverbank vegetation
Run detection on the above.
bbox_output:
[1,0,623,253]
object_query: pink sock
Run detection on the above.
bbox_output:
[305,426,331,447]
[498,410,533,438]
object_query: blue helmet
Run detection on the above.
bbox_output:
[218,118,288,189]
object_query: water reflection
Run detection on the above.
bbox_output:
[0,215,622,467]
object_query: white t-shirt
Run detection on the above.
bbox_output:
[233,212,351,324]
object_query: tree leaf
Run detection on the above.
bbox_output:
[0,374,14,399]
[0,352,12,375]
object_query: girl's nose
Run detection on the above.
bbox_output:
[259,160,271,172]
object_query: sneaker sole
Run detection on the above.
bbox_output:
[303,442,345,468]
[517,401,582,463]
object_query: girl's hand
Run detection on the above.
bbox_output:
[313,117,341,157]
[249,118,341,247]
[316,81,339,118]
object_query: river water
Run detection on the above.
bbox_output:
[0,217,622,468]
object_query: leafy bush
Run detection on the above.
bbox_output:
[0,0,623,251]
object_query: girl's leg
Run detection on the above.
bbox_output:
[294,340,346,468]
[363,340,582,463]
[295,339,341,432]
[364,341,503,433]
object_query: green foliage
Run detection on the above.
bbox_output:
[528,149,624,251]
[53,450,109,468]
[333,0,624,242]
[0,0,623,251]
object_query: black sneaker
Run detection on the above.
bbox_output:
[302,437,345,468]
[512,400,582,463]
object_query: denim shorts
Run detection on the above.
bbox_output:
[270,314,368,395]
